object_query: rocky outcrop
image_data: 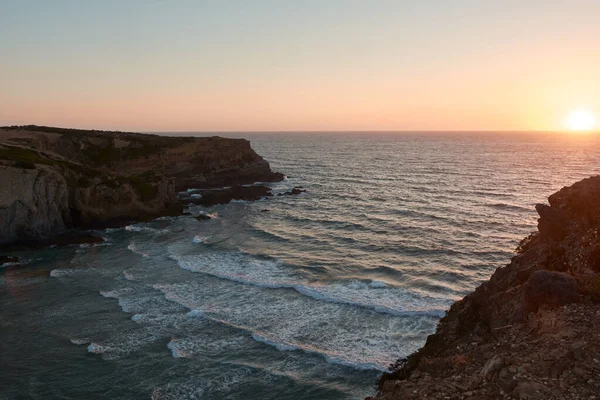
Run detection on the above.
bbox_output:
[372,176,600,400]
[182,185,273,207]
[278,187,306,196]
[0,125,283,245]
[0,125,284,190]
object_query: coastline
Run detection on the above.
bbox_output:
[0,125,284,248]
[371,176,600,399]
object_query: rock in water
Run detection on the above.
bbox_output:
[192,185,273,206]
[277,187,307,196]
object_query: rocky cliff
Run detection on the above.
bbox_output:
[0,125,283,245]
[372,176,600,400]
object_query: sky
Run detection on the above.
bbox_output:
[0,0,599,132]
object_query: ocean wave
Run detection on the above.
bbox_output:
[1,262,20,268]
[50,268,92,277]
[173,253,450,317]
[486,202,531,212]
[165,307,388,371]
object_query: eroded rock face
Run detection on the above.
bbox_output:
[0,125,284,245]
[71,174,178,227]
[0,166,70,244]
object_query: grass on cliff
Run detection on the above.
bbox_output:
[0,145,102,178]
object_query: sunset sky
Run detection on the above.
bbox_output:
[1,0,599,132]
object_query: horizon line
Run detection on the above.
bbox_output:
[2,124,598,135]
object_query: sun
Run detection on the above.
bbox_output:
[563,109,597,132]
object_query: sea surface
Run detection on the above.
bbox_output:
[1,132,600,399]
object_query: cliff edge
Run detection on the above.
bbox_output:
[0,125,283,245]
[372,176,600,400]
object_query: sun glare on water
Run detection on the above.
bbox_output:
[563,109,597,132]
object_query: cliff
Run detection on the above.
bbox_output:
[0,125,283,245]
[373,176,600,400]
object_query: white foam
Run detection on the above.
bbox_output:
[196,211,219,219]
[127,243,149,258]
[50,268,87,277]
[125,224,169,235]
[1,262,19,268]
[87,343,108,354]
[173,253,450,317]
[70,338,89,345]
[192,235,210,244]
[167,339,189,358]
[153,281,430,372]
[123,271,136,281]
[251,333,298,352]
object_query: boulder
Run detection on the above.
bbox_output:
[523,270,579,313]
[480,356,504,380]
[535,204,570,241]
[194,185,272,207]
[277,187,307,196]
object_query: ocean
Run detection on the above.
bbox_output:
[1,132,599,399]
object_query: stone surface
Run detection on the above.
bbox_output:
[523,270,579,313]
[278,187,307,196]
[187,185,273,207]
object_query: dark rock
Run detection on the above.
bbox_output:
[194,214,211,221]
[277,187,307,196]
[50,232,105,247]
[261,209,270,212]
[480,356,504,380]
[512,381,551,399]
[535,204,570,241]
[548,176,600,228]
[194,185,272,207]
[523,270,579,313]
